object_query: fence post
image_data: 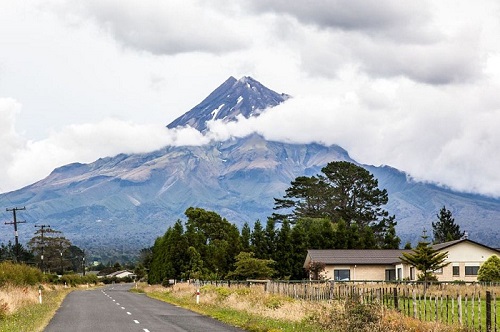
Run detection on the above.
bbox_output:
[413,289,417,319]
[479,292,482,332]
[458,294,462,326]
[486,291,491,332]
[393,287,399,311]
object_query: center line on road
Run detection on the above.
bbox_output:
[143,329,150,332]
[134,320,140,324]
[121,307,125,309]
[127,312,131,315]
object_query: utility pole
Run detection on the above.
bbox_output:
[5,207,26,262]
[35,224,50,273]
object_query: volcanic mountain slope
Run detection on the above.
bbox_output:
[0,76,499,260]
[167,76,289,132]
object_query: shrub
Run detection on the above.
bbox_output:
[0,262,43,286]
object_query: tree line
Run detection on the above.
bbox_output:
[148,161,407,283]
[0,227,85,275]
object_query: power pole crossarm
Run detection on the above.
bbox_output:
[5,207,26,262]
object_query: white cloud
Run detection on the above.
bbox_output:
[51,0,247,55]
[0,109,209,192]
[2,0,500,199]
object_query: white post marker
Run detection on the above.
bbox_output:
[196,289,200,304]
[38,285,43,304]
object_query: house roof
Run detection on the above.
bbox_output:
[106,270,135,278]
[306,249,412,266]
[305,239,499,268]
[432,238,500,252]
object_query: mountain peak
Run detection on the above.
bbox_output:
[167,76,290,132]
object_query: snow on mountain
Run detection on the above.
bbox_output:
[166,76,290,132]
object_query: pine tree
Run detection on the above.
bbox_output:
[432,206,464,243]
[274,161,398,248]
[400,231,449,290]
[251,220,267,259]
[274,220,293,278]
[240,222,252,252]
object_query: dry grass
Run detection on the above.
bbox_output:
[141,282,473,332]
[0,284,39,315]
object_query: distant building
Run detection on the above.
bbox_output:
[106,270,136,279]
[304,239,499,282]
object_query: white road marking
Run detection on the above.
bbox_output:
[127,312,131,315]
[134,320,140,324]
[121,307,125,309]
[143,329,150,332]
[112,299,116,302]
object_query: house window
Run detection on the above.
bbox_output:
[397,268,402,280]
[452,266,460,277]
[465,266,479,276]
[385,269,396,281]
[334,269,350,281]
[410,267,415,280]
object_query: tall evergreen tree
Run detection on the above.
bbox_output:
[289,222,309,279]
[274,220,293,278]
[400,231,449,290]
[274,161,399,248]
[240,222,252,252]
[264,218,277,257]
[432,206,464,243]
[251,220,267,259]
[382,220,401,249]
[185,207,239,276]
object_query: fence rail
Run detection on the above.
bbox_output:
[196,280,499,331]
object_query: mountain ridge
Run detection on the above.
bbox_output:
[1,76,499,261]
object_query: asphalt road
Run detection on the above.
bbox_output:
[44,283,246,332]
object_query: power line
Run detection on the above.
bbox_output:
[5,207,26,262]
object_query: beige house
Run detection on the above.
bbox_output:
[303,239,499,282]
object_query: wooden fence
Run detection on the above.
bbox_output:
[197,280,499,331]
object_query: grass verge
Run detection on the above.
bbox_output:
[139,283,471,332]
[0,285,71,332]
[146,287,327,332]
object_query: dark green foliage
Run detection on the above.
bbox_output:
[149,208,241,283]
[240,222,252,252]
[478,254,500,282]
[27,228,81,274]
[400,232,449,287]
[0,241,34,263]
[274,161,399,249]
[264,219,277,258]
[0,261,43,286]
[226,252,275,280]
[432,206,464,243]
[251,220,267,258]
[148,220,188,284]
[382,220,401,249]
[273,220,293,278]
[273,176,329,221]
[289,221,309,279]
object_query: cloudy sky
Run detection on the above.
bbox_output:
[1,0,500,197]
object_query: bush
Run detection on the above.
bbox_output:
[0,262,43,286]
[306,299,382,332]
